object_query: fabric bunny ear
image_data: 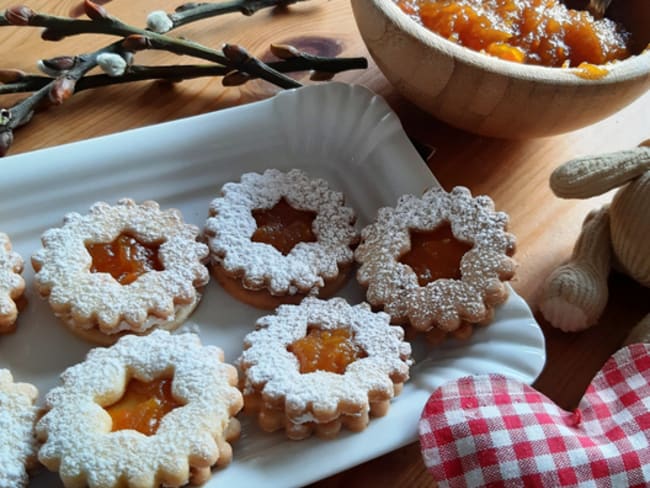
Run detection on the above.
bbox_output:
[550,144,650,199]
[418,344,650,488]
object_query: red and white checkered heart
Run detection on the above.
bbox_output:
[418,344,650,487]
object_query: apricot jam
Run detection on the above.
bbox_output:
[574,61,610,79]
[87,234,163,285]
[395,0,631,67]
[252,198,317,255]
[105,377,182,435]
[399,224,473,286]
[288,328,366,374]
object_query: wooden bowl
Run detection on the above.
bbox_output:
[351,0,650,138]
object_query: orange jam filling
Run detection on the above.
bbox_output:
[399,224,473,286]
[87,233,163,285]
[252,198,317,255]
[395,0,631,66]
[105,377,182,435]
[288,327,366,374]
[574,61,610,79]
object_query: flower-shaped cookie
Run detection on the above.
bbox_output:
[32,199,209,344]
[205,169,359,309]
[36,330,243,488]
[0,233,25,334]
[0,369,39,488]
[355,186,516,343]
[240,297,412,440]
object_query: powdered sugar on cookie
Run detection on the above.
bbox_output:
[356,186,516,333]
[0,369,39,488]
[36,329,243,488]
[0,233,25,333]
[31,199,209,340]
[205,169,358,296]
[240,297,411,437]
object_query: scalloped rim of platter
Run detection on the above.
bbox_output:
[0,82,546,488]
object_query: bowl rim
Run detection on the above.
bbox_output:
[367,0,650,86]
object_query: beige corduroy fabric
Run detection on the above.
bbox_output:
[540,143,650,334]
[540,207,611,332]
[550,146,650,198]
[610,172,650,286]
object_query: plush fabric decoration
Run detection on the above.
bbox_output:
[419,344,650,487]
[540,142,650,332]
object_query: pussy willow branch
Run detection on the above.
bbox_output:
[5,4,300,88]
[1,54,367,95]
[2,39,128,129]
[0,0,367,156]
[169,0,309,27]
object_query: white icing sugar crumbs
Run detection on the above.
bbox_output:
[174,321,201,335]
[31,199,210,335]
[204,169,359,295]
[0,233,25,329]
[355,186,517,331]
[239,297,412,422]
[36,329,243,487]
[0,369,39,488]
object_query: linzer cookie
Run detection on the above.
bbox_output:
[204,169,359,309]
[239,297,412,440]
[31,199,209,344]
[36,330,243,488]
[355,186,516,344]
[0,369,39,488]
[0,233,25,334]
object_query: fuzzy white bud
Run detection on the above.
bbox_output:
[122,51,134,66]
[37,60,62,77]
[96,53,127,77]
[146,11,173,34]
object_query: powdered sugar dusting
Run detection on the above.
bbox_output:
[355,186,516,331]
[239,297,412,422]
[0,369,38,488]
[36,329,243,487]
[205,169,359,295]
[31,199,209,335]
[174,321,201,336]
[0,233,25,332]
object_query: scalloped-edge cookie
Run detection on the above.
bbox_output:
[204,169,359,309]
[36,329,243,488]
[0,369,39,488]
[31,198,209,344]
[239,297,412,440]
[0,233,25,334]
[355,186,516,343]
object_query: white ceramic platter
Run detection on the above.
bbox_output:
[0,83,546,488]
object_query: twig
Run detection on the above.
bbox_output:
[1,55,368,95]
[2,40,128,129]
[6,5,301,89]
[0,1,368,156]
[169,0,310,27]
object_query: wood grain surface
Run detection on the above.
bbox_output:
[2,1,649,487]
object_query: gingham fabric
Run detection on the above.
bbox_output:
[418,344,650,487]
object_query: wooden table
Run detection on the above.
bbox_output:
[2,1,649,486]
